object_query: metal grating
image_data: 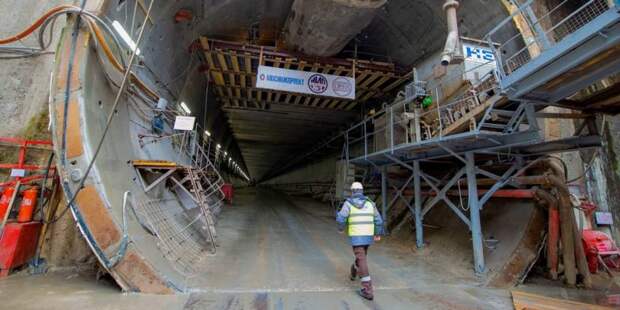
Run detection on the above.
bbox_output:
[138,198,214,276]
[486,0,612,77]
[199,38,410,111]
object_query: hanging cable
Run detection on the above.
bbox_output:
[63,0,155,221]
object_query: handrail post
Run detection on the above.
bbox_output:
[363,121,368,158]
[436,88,443,138]
[389,106,394,153]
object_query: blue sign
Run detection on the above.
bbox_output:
[464,46,495,62]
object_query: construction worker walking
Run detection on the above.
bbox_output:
[337,182,384,300]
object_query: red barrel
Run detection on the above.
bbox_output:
[17,187,38,223]
[0,186,16,219]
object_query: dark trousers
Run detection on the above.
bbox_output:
[353,245,370,280]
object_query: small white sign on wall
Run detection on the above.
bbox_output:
[595,211,613,225]
[10,169,26,177]
[173,116,196,131]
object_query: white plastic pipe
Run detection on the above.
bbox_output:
[441,0,460,66]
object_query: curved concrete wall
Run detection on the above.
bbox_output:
[47,0,530,294]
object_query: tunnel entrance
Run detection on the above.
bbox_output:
[39,0,619,295]
[46,0,541,293]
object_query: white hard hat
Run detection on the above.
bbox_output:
[351,182,364,191]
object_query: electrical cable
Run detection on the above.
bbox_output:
[37,152,55,221]
[19,4,158,224]
[61,0,155,222]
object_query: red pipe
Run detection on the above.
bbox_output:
[549,205,560,279]
[420,189,535,199]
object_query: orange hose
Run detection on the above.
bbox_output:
[1,5,160,101]
[87,20,159,100]
[87,19,124,72]
[0,5,76,45]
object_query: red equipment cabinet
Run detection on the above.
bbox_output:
[582,229,620,273]
[0,221,42,277]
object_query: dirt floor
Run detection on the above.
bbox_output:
[2,188,620,309]
[0,188,515,309]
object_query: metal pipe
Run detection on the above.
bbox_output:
[548,174,577,286]
[441,0,462,66]
[533,188,560,280]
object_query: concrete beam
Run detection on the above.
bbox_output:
[282,0,386,56]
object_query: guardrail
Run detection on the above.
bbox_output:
[484,0,613,80]
[344,74,498,161]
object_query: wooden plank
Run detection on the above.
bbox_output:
[293,94,303,105]
[327,99,341,109]
[511,290,614,310]
[343,100,358,111]
[383,77,407,92]
[442,95,506,136]
[216,52,234,87]
[369,75,391,90]
[360,73,381,88]
[311,97,321,107]
[200,38,225,86]
[230,51,244,88]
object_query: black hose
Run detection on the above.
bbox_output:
[38,152,55,221]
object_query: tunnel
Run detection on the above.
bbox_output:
[37,0,617,295]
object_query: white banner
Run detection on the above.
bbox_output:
[256,65,356,100]
[173,116,196,131]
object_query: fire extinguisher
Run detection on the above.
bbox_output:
[17,187,39,223]
[0,186,16,219]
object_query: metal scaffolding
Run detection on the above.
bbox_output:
[341,0,618,274]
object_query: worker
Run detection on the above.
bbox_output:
[336,182,384,300]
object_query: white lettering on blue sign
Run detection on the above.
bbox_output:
[464,45,495,62]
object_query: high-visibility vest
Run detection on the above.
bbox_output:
[347,201,375,236]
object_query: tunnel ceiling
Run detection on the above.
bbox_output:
[129,0,511,180]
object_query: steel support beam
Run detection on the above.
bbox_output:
[466,152,485,274]
[413,161,423,248]
[381,166,388,234]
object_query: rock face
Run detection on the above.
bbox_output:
[282,0,386,56]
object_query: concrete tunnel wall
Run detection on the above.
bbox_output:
[47,0,544,293]
[5,0,619,294]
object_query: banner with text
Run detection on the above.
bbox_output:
[256,65,356,100]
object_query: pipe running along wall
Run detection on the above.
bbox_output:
[441,0,463,66]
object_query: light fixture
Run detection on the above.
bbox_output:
[204,130,211,137]
[216,144,221,149]
[180,102,191,115]
[112,21,141,55]
[224,151,228,156]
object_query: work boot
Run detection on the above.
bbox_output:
[350,264,358,281]
[358,280,374,300]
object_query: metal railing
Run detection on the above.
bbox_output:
[345,74,498,161]
[485,0,613,79]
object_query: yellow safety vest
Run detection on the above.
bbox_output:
[348,201,375,236]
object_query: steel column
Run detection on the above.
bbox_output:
[413,160,423,248]
[381,166,388,234]
[466,152,485,274]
